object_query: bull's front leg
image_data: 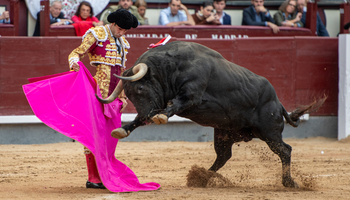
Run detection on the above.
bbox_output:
[152,92,203,125]
[111,115,146,139]
[151,76,207,125]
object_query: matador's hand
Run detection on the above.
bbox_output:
[71,62,80,71]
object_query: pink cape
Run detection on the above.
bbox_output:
[22,62,160,192]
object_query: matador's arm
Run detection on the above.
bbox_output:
[68,32,97,69]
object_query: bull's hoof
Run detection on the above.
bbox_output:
[283,178,299,189]
[152,114,168,125]
[111,128,130,139]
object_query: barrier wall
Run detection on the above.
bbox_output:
[46,25,314,38]
[0,36,338,116]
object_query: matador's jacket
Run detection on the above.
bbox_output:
[68,25,130,99]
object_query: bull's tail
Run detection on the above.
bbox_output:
[283,95,327,127]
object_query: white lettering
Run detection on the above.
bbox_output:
[210,34,249,40]
[125,33,248,39]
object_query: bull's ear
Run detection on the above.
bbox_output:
[114,63,148,82]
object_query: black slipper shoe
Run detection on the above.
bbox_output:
[86,180,106,189]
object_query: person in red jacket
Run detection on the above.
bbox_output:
[72,1,103,36]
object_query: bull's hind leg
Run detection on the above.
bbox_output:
[263,135,299,188]
[255,101,298,188]
[209,128,236,172]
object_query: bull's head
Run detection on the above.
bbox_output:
[96,63,148,104]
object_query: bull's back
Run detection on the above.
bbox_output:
[182,64,274,129]
[163,42,279,129]
[138,41,280,129]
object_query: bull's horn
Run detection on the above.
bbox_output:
[96,80,123,104]
[114,63,148,82]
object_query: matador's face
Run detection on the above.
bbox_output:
[110,24,128,38]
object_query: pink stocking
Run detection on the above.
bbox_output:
[84,147,101,183]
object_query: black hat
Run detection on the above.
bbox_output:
[107,9,138,29]
[344,22,350,30]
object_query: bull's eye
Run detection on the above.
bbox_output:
[138,85,143,92]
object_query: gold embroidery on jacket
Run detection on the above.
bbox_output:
[68,32,97,68]
[94,64,111,99]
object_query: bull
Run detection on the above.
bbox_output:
[97,41,325,188]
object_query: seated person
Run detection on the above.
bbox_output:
[192,2,221,25]
[213,0,231,25]
[71,1,103,36]
[0,11,10,24]
[242,0,279,34]
[274,0,303,27]
[297,0,329,36]
[33,0,72,36]
[158,0,195,26]
[101,0,145,25]
[135,0,149,25]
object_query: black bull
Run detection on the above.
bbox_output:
[98,41,325,188]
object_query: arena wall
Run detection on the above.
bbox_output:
[0,36,338,143]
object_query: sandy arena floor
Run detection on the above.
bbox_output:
[1,136,350,200]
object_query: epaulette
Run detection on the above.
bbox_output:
[82,26,108,42]
[121,36,130,49]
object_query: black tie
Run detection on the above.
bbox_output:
[114,37,121,54]
[117,43,121,54]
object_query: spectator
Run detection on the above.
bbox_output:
[344,22,350,33]
[33,0,72,36]
[158,0,195,26]
[71,1,103,36]
[273,0,303,27]
[135,0,149,25]
[0,11,10,24]
[101,0,145,25]
[213,0,231,25]
[192,2,221,25]
[242,0,279,34]
[297,0,329,36]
